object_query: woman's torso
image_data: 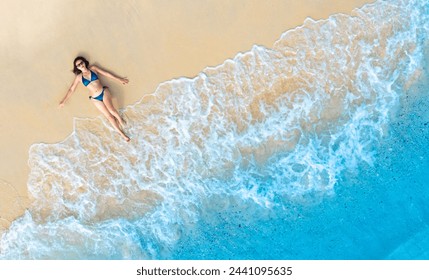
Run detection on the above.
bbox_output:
[81,67,103,95]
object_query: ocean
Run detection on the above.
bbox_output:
[1,0,428,259]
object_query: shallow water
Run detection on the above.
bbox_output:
[1,0,428,259]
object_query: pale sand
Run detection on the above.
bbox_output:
[0,0,372,231]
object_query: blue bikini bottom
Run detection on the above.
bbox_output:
[89,87,106,101]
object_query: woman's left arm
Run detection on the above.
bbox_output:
[91,65,129,85]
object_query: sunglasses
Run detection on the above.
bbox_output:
[75,61,84,68]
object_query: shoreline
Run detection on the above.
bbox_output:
[0,0,373,233]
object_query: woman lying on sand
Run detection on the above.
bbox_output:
[59,56,130,142]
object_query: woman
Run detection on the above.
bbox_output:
[59,56,130,142]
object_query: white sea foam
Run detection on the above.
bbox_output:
[1,0,427,259]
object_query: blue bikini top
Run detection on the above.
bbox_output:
[82,70,99,86]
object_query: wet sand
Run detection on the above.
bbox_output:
[0,0,372,232]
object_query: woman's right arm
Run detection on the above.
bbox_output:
[59,75,80,108]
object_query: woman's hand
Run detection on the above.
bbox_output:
[58,101,65,108]
[120,77,129,85]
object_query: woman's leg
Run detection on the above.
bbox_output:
[102,89,126,127]
[92,100,130,141]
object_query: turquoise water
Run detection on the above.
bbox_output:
[1,0,428,259]
[173,70,429,259]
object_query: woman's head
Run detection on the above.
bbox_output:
[73,56,89,75]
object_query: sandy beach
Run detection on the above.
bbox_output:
[0,0,372,233]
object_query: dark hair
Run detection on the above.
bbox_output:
[73,56,89,75]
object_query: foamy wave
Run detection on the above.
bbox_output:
[1,0,427,259]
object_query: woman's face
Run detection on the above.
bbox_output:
[75,60,86,71]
